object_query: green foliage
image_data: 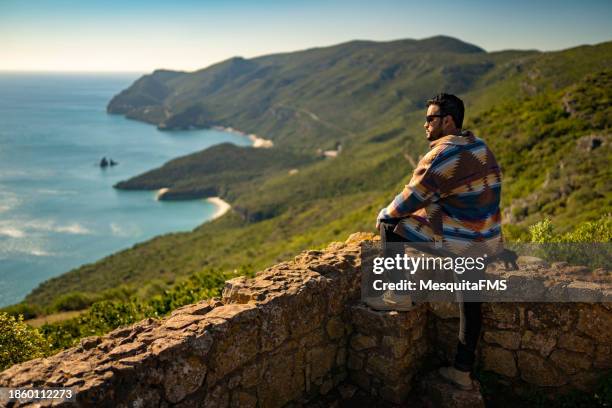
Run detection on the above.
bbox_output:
[470,70,612,239]
[526,216,611,268]
[0,302,42,320]
[80,301,145,336]
[529,218,555,243]
[37,268,229,352]
[108,36,518,150]
[145,269,227,317]
[51,292,98,312]
[563,216,612,243]
[530,216,612,244]
[40,317,90,351]
[114,143,316,209]
[0,313,50,370]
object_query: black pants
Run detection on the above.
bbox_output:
[379,220,482,373]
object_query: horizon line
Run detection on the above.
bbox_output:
[0,69,146,75]
[2,35,609,75]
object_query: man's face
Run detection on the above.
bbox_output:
[424,104,445,141]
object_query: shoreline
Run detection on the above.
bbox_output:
[155,188,169,200]
[212,125,273,148]
[206,196,231,219]
[156,189,230,220]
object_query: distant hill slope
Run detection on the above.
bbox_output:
[113,143,316,206]
[19,37,612,309]
[107,36,533,149]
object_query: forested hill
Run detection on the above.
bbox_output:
[16,36,612,310]
[107,36,531,149]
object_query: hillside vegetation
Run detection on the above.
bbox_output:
[8,36,611,313]
[108,36,535,149]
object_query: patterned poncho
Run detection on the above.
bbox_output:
[377,130,504,256]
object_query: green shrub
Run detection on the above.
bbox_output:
[0,302,42,320]
[146,270,226,317]
[51,292,98,312]
[529,218,555,243]
[36,268,228,355]
[80,301,146,336]
[0,313,50,370]
[39,319,82,350]
[3,267,231,369]
[98,285,138,303]
[527,216,611,267]
[529,215,611,243]
[563,216,612,243]
[40,301,148,351]
[530,216,612,243]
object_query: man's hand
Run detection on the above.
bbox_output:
[376,208,387,230]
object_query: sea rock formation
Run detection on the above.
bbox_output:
[99,157,118,168]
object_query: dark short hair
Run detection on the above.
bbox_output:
[426,93,464,128]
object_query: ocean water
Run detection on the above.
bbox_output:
[0,73,251,307]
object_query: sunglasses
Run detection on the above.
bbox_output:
[426,114,445,123]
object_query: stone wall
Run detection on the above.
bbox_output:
[430,302,612,393]
[0,235,367,407]
[346,304,429,403]
[1,233,610,407]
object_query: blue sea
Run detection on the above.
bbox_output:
[0,73,251,307]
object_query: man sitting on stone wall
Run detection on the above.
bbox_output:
[369,93,504,390]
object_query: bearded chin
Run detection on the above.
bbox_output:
[426,130,441,141]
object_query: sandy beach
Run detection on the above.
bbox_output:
[206,196,231,219]
[155,188,169,200]
[157,189,230,219]
[213,125,274,148]
[248,134,274,148]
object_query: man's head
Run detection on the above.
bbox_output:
[424,93,464,141]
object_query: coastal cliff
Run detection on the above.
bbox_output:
[3,234,610,407]
[112,143,315,205]
[105,37,513,146]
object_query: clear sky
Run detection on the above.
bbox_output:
[1,0,611,73]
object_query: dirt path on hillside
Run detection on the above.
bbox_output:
[274,103,356,138]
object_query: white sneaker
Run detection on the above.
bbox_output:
[364,291,415,311]
[382,291,415,311]
[364,294,396,311]
[438,366,474,391]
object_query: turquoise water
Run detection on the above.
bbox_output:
[0,73,251,307]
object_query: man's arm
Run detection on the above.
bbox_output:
[376,148,442,228]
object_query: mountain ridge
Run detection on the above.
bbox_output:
[106,36,531,143]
